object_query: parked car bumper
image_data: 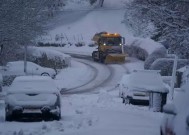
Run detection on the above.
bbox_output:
[6,105,60,118]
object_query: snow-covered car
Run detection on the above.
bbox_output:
[119,70,168,105]
[5,76,61,121]
[3,61,56,78]
[160,83,189,135]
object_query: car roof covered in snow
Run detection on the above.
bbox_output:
[7,76,59,94]
[120,70,169,93]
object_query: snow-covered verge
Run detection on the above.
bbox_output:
[47,46,95,56]
[63,0,94,10]
[28,47,71,61]
[0,90,163,135]
[125,37,164,56]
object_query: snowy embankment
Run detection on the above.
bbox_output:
[28,47,71,60]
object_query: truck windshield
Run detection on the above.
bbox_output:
[103,37,121,46]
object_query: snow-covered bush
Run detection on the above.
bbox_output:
[125,37,164,61]
[124,1,155,38]
[0,44,23,66]
[0,0,55,65]
[90,0,97,5]
[124,0,189,59]
[150,58,189,76]
[124,45,148,61]
[28,47,71,69]
[37,42,66,47]
[75,42,85,47]
[144,47,166,69]
[33,53,66,72]
[2,75,17,86]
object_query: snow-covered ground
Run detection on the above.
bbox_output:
[0,0,165,135]
[0,92,162,135]
[0,57,163,135]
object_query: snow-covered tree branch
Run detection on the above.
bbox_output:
[0,0,54,64]
[124,0,189,58]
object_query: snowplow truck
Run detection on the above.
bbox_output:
[92,32,126,64]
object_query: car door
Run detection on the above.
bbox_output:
[26,62,41,76]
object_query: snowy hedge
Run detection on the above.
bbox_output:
[32,53,67,72]
[150,58,189,76]
[90,0,97,5]
[125,37,165,61]
[124,45,148,61]
[124,0,189,59]
[144,47,167,69]
[2,75,17,86]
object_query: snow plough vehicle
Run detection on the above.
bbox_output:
[92,32,126,64]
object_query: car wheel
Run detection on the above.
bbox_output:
[54,113,61,121]
[41,72,50,77]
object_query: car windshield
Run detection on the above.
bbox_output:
[103,37,121,46]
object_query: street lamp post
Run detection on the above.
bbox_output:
[167,53,178,100]
[24,44,27,74]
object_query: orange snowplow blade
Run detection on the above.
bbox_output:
[104,54,126,64]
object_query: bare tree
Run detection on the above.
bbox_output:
[0,0,54,65]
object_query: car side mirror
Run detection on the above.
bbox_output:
[163,103,177,115]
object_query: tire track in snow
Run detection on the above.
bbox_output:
[120,64,130,74]
[62,59,98,93]
[60,53,130,94]
[62,59,113,94]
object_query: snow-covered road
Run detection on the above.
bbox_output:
[44,0,133,45]
[0,0,164,135]
[54,52,143,94]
